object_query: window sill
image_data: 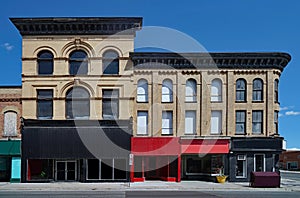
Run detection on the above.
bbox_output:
[161,134,174,136]
[185,101,197,103]
[161,101,173,104]
[210,101,223,103]
[136,101,149,103]
[252,100,264,103]
[235,101,247,103]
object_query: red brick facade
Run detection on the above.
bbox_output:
[0,86,22,139]
[279,151,300,170]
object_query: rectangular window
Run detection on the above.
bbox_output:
[137,111,148,135]
[236,155,246,178]
[37,90,53,119]
[102,89,119,120]
[235,111,246,134]
[254,154,265,172]
[252,111,263,134]
[211,111,222,134]
[162,111,173,135]
[4,111,17,136]
[274,111,279,134]
[185,111,196,135]
[87,159,99,180]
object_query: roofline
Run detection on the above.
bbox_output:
[10,17,143,36]
[130,52,291,71]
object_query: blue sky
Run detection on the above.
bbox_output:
[0,0,299,149]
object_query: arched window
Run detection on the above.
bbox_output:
[186,79,197,102]
[137,79,148,102]
[236,79,246,102]
[4,111,17,136]
[162,79,173,102]
[274,79,279,103]
[69,50,88,75]
[38,50,53,75]
[211,79,222,102]
[66,87,90,119]
[253,78,263,101]
[103,50,119,75]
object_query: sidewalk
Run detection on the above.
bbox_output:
[0,181,298,192]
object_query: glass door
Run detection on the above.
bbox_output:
[56,161,77,181]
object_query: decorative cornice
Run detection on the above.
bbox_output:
[10,17,143,36]
[130,52,291,71]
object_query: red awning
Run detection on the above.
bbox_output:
[131,137,180,156]
[181,139,229,154]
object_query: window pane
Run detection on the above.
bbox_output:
[66,87,90,119]
[236,111,246,134]
[38,51,53,75]
[162,80,173,102]
[37,90,53,119]
[211,79,222,102]
[137,79,148,102]
[4,112,17,136]
[69,50,88,75]
[185,111,196,134]
[162,111,173,135]
[87,159,99,180]
[211,111,222,134]
[137,111,148,135]
[186,79,196,102]
[103,50,119,75]
[255,155,264,172]
[236,156,246,178]
[102,90,119,120]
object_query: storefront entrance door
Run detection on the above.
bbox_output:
[56,161,76,181]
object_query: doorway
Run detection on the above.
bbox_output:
[55,161,77,181]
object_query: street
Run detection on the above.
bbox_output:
[1,191,300,198]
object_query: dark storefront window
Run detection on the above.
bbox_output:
[37,90,53,119]
[102,89,119,120]
[254,154,265,172]
[0,157,10,182]
[27,159,53,181]
[185,155,225,175]
[236,155,246,178]
[87,158,126,180]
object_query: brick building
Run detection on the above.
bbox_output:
[0,86,22,182]
[10,17,290,182]
[279,151,300,170]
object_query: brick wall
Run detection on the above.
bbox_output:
[0,87,22,139]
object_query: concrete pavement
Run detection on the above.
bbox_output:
[0,180,298,192]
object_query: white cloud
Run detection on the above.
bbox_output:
[285,111,300,116]
[278,113,283,117]
[287,148,300,151]
[1,43,14,51]
[280,106,295,111]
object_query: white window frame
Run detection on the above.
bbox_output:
[236,154,247,178]
[185,111,196,135]
[185,79,197,102]
[162,111,173,135]
[137,79,148,102]
[211,110,222,134]
[162,79,173,103]
[254,154,265,172]
[211,79,222,102]
[137,111,148,135]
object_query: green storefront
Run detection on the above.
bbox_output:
[0,140,21,182]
